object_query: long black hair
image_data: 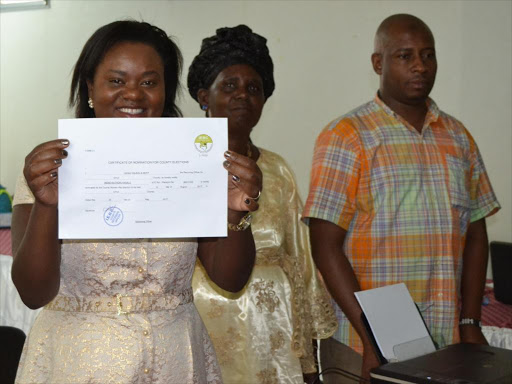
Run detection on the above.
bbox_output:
[69,20,183,118]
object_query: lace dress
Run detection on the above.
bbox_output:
[13,174,222,384]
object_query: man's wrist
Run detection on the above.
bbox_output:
[459,317,481,328]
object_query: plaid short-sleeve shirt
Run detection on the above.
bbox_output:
[303,95,500,353]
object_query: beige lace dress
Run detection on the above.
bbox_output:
[192,149,337,384]
[13,175,222,384]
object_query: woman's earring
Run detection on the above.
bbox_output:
[201,105,208,111]
[88,98,94,109]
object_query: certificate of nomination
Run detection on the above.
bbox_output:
[58,118,228,239]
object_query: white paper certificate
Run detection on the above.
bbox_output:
[58,118,228,239]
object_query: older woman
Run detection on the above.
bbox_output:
[188,25,337,384]
[12,20,261,384]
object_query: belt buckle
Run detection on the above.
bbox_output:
[116,294,128,315]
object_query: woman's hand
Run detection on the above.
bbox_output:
[223,150,262,212]
[23,139,69,206]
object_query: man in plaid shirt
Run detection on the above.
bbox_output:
[303,14,500,383]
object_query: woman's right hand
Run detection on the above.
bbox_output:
[23,139,69,206]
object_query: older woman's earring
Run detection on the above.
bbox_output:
[201,105,207,111]
[88,98,94,109]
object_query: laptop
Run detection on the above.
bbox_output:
[370,343,512,384]
[490,241,512,305]
[355,284,512,383]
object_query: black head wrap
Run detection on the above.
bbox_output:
[187,25,275,101]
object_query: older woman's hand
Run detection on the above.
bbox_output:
[23,139,69,206]
[223,150,262,212]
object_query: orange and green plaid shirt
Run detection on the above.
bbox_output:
[303,95,500,354]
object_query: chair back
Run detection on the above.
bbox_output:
[490,241,512,305]
[0,326,26,384]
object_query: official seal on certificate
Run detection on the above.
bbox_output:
[104,206,123,226]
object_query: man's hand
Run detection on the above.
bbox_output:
[361,345,380,382]
[310,219,380,383]
[460,325,488,345]
[460,219,489,346]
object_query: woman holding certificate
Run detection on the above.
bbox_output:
[11,21,261,384]
[187,25,337,383]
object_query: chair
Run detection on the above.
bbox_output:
[490,241,512,305]
[0,326,26,384]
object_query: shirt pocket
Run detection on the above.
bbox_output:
[445,155,471,233]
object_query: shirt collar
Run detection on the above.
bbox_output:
[374,93,440,131]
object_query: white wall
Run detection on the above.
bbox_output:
[1,0,511,251]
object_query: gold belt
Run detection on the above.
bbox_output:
[45,288,193,315]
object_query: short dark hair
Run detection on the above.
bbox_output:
[69,20,183,118]
[374,14,434,53]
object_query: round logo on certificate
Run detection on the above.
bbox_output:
[194,134,213,153]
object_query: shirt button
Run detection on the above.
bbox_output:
[144,368,150,374]
[438,293,443,297]
[107,302,112,307]
[143,330,149,336]
[138,267,144,273]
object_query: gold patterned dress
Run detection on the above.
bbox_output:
[192,148,337,384]
[13,175,222,384]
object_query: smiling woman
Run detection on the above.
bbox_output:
[86,42,166,118]
[69,20,182,119]
[11,20,263,384]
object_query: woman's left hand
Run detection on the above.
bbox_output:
[223,150,262,212]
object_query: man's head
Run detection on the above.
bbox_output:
[371,14,437,107]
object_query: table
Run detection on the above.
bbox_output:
[0,255,41,335]
[0,227,11,256]
[481,282,512,349]
[1,228,41,334]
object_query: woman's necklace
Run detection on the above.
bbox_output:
[246,142,253,159]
